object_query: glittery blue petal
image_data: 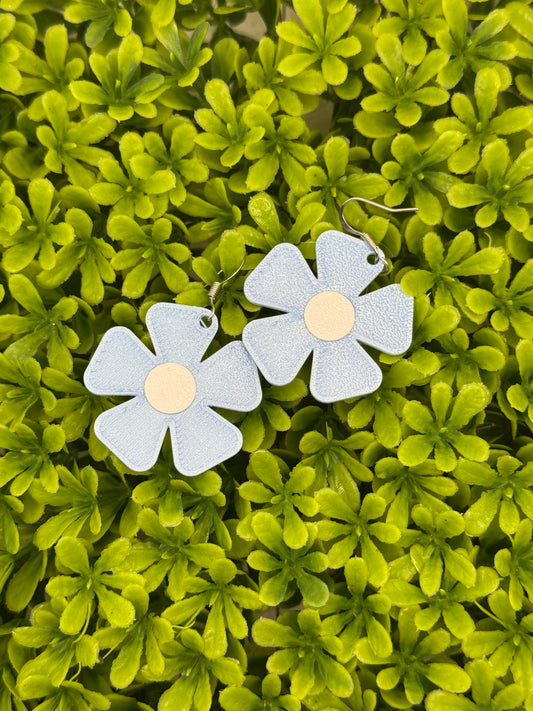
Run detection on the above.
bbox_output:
[170,403,243,477]
[146,303,216,370]
[197,342,262,411]
[84,327,155,396]
[315,230,385,300]
[353,284,414,355]
[94,398,166,471]
[244,243,319,315]
[310,335,383,403]
[243,313,315,386]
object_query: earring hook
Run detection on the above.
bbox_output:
[339,197,418,274]
[206,258,245,321]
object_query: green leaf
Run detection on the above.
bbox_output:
[425,691,474,711]
[424,663,471,693]
[110,627,144,688]
[420,549,443,595]
[60,589,92,634]
[56,537,89,574]
[317,653,353,697]
[283,506,309,549]
[97,586,136,627]
[253,618,298,648]
[443,549,476,587]
[203,598,227,658]
[398,435,434,466]
[219,687,262,711]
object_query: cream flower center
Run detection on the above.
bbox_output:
[144,363,196,414]
[304,291,355,341]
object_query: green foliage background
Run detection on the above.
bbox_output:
[0,0,533,708]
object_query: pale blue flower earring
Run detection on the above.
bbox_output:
[242,198,417,404]
[84,295,261,476]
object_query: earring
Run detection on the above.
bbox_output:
[242,198,417,404]
[84,285,261,476]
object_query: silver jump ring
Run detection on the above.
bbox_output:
[339,197,419,274]
[206,257,245,321]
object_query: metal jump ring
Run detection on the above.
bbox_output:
[339,197,419,274]
[206,258,245,321]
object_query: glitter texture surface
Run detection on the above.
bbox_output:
[243,230,414,403]
[84,303,262,475]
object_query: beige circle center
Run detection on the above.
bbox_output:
[304,291,355,341]
[144,363,196,414]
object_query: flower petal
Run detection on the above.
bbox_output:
[353,284,414,355]
[196,342,262,411]
[310,335,382,402]
[94,398,166,472]
[84,326,155,396]
[145,303,216,369]
[170,404,243,476]
[243,243,319,315]
[243,313,314,386]
[315,230,385,299]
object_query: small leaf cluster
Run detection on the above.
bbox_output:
[0,1,533,710]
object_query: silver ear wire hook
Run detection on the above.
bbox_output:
[206,258,245,321]
[339,197,419,274]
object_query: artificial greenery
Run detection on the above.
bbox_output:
[0,0,532,709]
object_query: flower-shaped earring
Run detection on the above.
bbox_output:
[242,198,417,403]
[84,301,261,476]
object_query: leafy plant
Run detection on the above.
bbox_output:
[408,506,477,595]
[71,33,165,121]
[247,511,329,607]
[356,608,471,707]
[495,518,533,611]
[398,382,490,471]
[457,454,533,536]
[108,215,190,298]
[95,585,173,689]
[64,0,133,47]
[322,557,393,659]
[194,79,264,169]
[90,132,176,219]
[0,421,65,495]
[237,450,318,549]
[434,67,532,174]
[401,229,504,320]
[316,489,400,583]
[14,24,84,119]
[220,673,300,711]
[373,0,447,66]
[1,178,74,272]
[462,589,533,690]
[466,257,533,338]
[382,131,464,224]
[36,90,115,188]
[1,1,533,709]
[276,0,361,86]
[362,34,449,127]
[435,0,515,88]
[46,536,144,635]
[0,274,79,372]
[162,556,262,657]
[448,140,533,231]
[13,597,99,685]
[37,208,116,305]
[153,628,244,711]
[253,609,354,699]
[0,354,55,426]
[426,659,525,711]
[242,99,316,195]
[383,566,498,639]
[0,13,21,92]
